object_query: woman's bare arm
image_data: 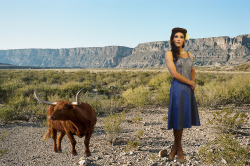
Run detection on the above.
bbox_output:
[165,51,194,86]
[188,52,195,82]
[191,66,195,82]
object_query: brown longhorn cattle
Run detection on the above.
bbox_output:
[34,89,97,156]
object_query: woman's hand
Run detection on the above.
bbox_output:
[190,81,195,91]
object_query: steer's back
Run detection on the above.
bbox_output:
[74,102,97,128]
[46,102,97,134]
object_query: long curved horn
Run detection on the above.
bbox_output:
[34,90,57,105]
[71,88,85,105]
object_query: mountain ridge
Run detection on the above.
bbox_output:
[0,34,249,68]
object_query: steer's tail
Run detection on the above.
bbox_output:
[42,130,51,141]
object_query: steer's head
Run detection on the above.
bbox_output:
[34,89,85,121]
[49,101,74,121]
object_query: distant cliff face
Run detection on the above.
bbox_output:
[0,34,249,68]
[0,46,133,68]
[117,34,250,68]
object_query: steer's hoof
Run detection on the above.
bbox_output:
[71,151,78,156]
[84,152,91,157]
[56,149,62,153]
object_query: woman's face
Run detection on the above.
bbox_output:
[173,32,185,48]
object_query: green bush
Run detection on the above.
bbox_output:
[153,81,170,105]
[102,111,126,145]
[198,134,249,166]
[208,108,248,134]
[124,140,140,152]
[195,74,250,107]
[122,85,152,107]
[148,73,168,89]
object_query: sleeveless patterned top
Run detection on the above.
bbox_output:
[173,52,194,80]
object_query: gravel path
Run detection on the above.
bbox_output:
[0,105,249,166]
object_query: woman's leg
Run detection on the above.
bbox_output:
[174,129,184,162]
[169,129,177,160]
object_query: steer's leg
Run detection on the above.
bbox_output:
[66,132,77,155]
[51,129,58,152]
[84,130,93,156]
[57,131,65,152]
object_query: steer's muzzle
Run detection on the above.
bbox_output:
[48,116,55,120]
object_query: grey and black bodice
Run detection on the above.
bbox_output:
[174,52,194,80]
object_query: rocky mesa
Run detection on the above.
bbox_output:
[0,34,249,68]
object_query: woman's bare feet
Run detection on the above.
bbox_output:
[176,147,185,163]
[168,144,177,160]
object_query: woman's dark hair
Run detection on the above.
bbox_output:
[170,27,187,62]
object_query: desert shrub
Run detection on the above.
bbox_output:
[195,74,250,107]
[195,73,216,85]
[102,111,126,145]
[147,73,171,105]
[122,85,152,107]
[153,81,171,105]
[0,131,8,157]
[131,116,143,123]
[124,79,140,90]
[195,82,221,107]
[135,129,144,139]
[0,81,26,102]
[97,87,110,96]
[124,130,144,152]
[60,81,92,98]
[166,75,173,85]
[46,71,66,84]
[227,75,250,105]
[162,116,168,122]
[148,73,168,89]
[124,140,140,152]
[80,92,123,114]
[197,133,249,166]
[95,97,123,114]
[0,96,32,121]
[0,105,16,122]
[208,108,248,134]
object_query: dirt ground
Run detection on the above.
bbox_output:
[0,105,249,166]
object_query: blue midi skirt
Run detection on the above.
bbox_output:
[168,78,201,130]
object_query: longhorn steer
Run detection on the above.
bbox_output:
[34,89,97,156]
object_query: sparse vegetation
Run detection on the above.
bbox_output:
[124,140,140,152]
[0,131,8,157]
[135,129,144,139]
[162,116,168,122]
[150,154,158,161]
[0,70,249,123]
[131,116,143,123]
[124,129,145,152]
[198,107,249,165]
[122,85,152,107]
[198,133,249,166]
[195,74,250,107]
[208,108,249,134]
[102,111,126,145]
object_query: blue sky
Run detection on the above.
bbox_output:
[0,0,249,49]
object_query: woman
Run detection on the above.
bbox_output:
[165,27,200,162]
